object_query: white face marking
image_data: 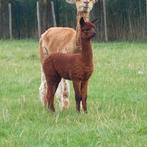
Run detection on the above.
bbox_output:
[76,0,96,12]
[66,0,96,13]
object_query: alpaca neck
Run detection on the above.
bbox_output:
[77,12,89,25]
[76,12,89,49]
[81,39,93,65]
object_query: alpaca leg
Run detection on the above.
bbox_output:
[55,79,70,111]
[55,79,64,110]
[81,81,88,113]
[46,82,59,112]
[62,79,70,110]
[73,81,82,112]
[46,85,55,112]
[39,66,47,105]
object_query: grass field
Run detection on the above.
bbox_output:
[0,40,147,147]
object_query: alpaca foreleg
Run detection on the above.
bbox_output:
[73,81,82,112]
[81,81,88,113]
[39,66,47,105]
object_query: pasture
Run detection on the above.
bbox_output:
[0,40,147,146]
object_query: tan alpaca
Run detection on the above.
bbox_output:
[39,0,97,110]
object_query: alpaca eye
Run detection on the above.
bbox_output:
[84,29,89,32]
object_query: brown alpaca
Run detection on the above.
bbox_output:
[39,0,97,111]
[43,18,96,112]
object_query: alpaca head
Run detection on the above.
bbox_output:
[66,0,97,13]
[80,17,97,40]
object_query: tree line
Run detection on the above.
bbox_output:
[0,0,146,41]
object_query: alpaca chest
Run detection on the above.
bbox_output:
[69,65,93,81]
[81,66,93,80]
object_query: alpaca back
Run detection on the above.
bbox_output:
[39,27,77,63]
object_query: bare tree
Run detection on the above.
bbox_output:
[39,0,51,32]
[102,0,108,41]
[145,0,147,39]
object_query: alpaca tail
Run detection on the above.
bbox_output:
[44,47,49,55]
[39,37,49,64]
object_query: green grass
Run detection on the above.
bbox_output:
[0,40,147,147]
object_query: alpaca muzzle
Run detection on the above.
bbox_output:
[92,32,96,37]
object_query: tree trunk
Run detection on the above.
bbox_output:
[102,0,108,41]
[145,0,147,38]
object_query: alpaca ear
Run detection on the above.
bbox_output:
[92,0,98,3]
[91,18,98,24]
[65,0,75,4]
[80,17,85,27]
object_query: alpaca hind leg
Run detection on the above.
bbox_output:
[62,79,70,110]
[81,81,88,113]
[46,81,60,112]
[73,81,82,112]
[56,79,70,111]
[39,66,47,105]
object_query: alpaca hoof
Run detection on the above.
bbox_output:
[48,108,55,112]
[48,105,55,112]
[84,110,88,113]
